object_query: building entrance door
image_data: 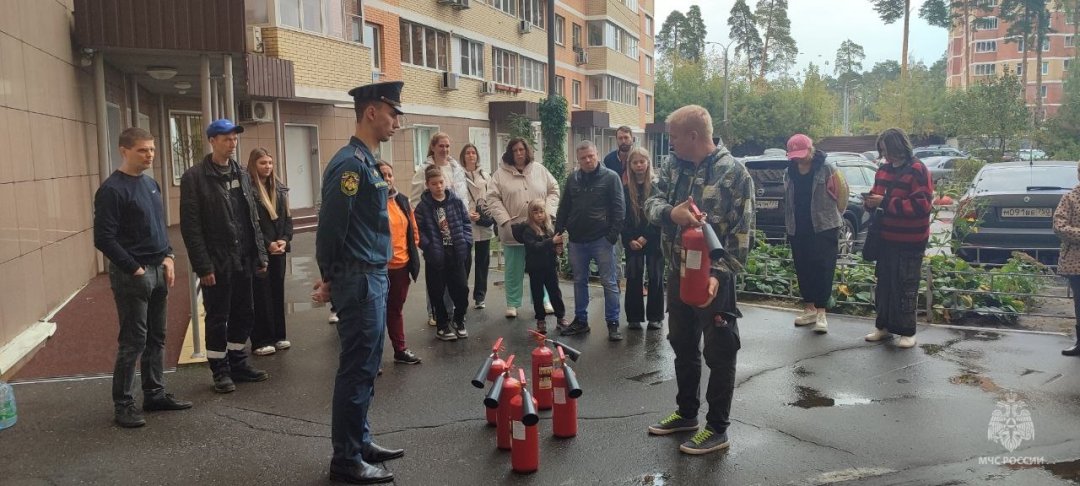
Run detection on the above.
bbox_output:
[284,125,318,209]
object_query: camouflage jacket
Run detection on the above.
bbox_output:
[644,146,755,277]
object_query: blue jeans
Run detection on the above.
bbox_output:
[329,271,388,468]
[569,238,620,323]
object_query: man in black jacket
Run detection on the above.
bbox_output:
[180,119,269,393]
[555,140,626,340]
[94,127,192,428]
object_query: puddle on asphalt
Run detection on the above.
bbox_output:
[788,386,876,409]
[920,338,962,356]
[1007,458,1080,481]
[951,329,1003,341]
[640,472,671,485]
[627,370,671,386]
[949,370,1001,393]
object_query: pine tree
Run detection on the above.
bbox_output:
[656,10,688,62]
[728,0,763,81]
[834,40,866,81]
[755,0,798,78]
[682,6,708,62]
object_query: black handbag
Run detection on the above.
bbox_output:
[862,208,885,262]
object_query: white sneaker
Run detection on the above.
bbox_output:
[274,340,291,350]
[865,328,892,342]
[253,345,276,356]
[812,312,828,334]
[328,312,339,324]
[897,335,917,348]
[505,307,518,318]
[427,314,436,326]
[544,302,555,314]
[794,310,817,326]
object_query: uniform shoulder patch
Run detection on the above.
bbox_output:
[341,171,360,196]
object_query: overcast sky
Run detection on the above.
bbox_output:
[653,0,949,75]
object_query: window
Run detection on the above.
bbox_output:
[1042,61,1049,75]
[975,41,997,52]
[572,23,582,48]
[588,75,639,105]
[645,55,653,75]
[280,0,344,38]
[626,36,638,58]
[572,79,581,106]
[521,0,547,30]
[588,21,603,47]
[365,23,382,70]
[322,0,342,38]
[493,47,517,85]
[555,75,565,96]
[977,0,998,6]
[645,14,653,37]
[974,63,996,75]
[347,0,362,43]
[1040,85,1048,98]
[589,77,602,99]
[1015,36,1025,51]
[977,17,999,30]
[554,15,565,45]
[1067,59,1072,71]
[460,38,484,77]
[169,112,203,186]
[492,0,515,16]
[301,0,322,32]
[245,0,269,24]
[645,94,653,114]
[400,21,449,70]
[413,126,438,169]
[1042,38,1051,51]
[1016,62,1024,75]
[279,0,300,28]
[520,56,546,91]
[622,0,637,10]
[1067,35,1074,47]
[587,21,639,58]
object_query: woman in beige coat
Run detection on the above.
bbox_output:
[485,138,560,318]
[1052,165,1080,356]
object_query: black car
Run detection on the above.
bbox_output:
[953,161,1079,264]
[743,154,876,254]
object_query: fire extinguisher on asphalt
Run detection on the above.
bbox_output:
[528,330,554,410]
[679,197,726,307]
[551,346,583,438]
[472,338,506,426]
[510,369,540,474]
[483,355,520,451]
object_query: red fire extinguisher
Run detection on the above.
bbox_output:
[472,338,506,426]
[551,346,583,438]
[510,369,540,474]
[679,197,725,307]
[528,330,554,410]
[485,355,520,451]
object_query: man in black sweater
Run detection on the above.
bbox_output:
[556,140,626,340]
[94,127,191,428]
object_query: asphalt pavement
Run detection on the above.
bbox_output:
[3,233,1080,485]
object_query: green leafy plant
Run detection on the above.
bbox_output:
[539,96,569,187]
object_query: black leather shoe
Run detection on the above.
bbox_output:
[114,404,146,428]
[361,442,405,463]
[143,394,193,412]
[231,365,269,383]
[1064,344,1080,356]
[329,461,393,484]
[560,318,591,336]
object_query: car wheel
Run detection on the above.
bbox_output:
[838,217,856,256]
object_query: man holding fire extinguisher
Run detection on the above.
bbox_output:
[643,105,754,455]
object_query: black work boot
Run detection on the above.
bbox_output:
[228,349,269,382]
[1064,325,1080,357]
[208,358,235,394]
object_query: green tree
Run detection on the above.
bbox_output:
[656,10,688,62]
[539,96,569,185]
[682,6,708,62]
[1001,0,1051,123]
[1041,63,1080,158]
[942,69,1031,157]
[756,0,798,78]
[870,0,955,78]
[834,40,866,82]
[728,0,763,81]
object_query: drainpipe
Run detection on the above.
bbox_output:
[200,55,212,154]
[94,51,110,183]
[223,54,235,121]
[130,74,140,128]
[211,79,220,120]
[158,93,172,224]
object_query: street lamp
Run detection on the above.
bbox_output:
[842,80,858,136]
[704,41,731,130]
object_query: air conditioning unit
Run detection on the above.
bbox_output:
[441,72,459,91]
[518,20,532,34]
[574,48,588,65]
[480,81,496,95]
[238,100,274,123]
[246,25,264,53]
[436,0,455,4]
[452,0,471,9]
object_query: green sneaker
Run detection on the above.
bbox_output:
[679,426,730,455]
[647,411,699,435]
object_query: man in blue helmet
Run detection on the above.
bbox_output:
[311,81,405,484]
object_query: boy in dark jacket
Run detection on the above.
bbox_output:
[415,164,473,341]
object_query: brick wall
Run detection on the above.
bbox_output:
[263,27,374,93]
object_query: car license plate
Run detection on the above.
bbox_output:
[1000,207,1053,218]
[756,200,780,210]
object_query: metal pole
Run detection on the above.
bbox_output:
[158,93,172,221]
[130,75,141,128]
[200,55,212,154]
[843,83,850,135]
[545,0,555,97]
[223,54,235,121]
[93,52,111,182]
[211,80,220,120]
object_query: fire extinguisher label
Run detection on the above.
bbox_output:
[685,249,703,270]
[539,366,553,389]
[554,388,566,404]
[512,420,526,440]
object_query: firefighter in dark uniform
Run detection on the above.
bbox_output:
[312,81,404,485]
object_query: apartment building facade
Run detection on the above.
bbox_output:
[946,1,1079,118]
[0,0,656,375]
